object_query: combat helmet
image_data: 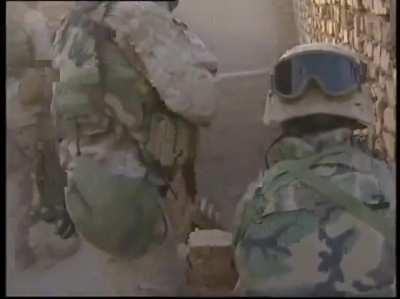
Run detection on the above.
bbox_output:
[263,43,373,128]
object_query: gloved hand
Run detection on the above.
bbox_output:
[30,203,76,239]
[53,208,76,239]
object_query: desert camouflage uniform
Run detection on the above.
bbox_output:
[6,2,78,274]
[51,1,217,295]
[233,44,396,297]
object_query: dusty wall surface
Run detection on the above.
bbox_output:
[293,0,397,163]
[175,0,297,73]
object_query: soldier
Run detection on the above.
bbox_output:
[51,1,218,295]
[6,2,78,276]
[233,43,396,296]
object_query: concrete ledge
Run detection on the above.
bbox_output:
[186,229,238,292]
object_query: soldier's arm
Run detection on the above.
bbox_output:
[104,1,218,125]
[20,7,75,239]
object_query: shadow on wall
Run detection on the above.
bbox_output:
[175,0,298,73]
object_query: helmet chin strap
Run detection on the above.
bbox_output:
[264,132,285,170]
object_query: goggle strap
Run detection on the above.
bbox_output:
[270,74,274,90]
[360,62,367,83]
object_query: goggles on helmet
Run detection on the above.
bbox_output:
[271,51,367,99]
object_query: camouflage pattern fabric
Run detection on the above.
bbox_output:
[103,1,218,125]
[234,128,396,297]
[51,2,218,294]
[51,0,217,281]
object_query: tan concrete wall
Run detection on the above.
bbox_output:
[175,0,297,73]
[293,0,396,163]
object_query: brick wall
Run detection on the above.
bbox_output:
[293,0,396,163]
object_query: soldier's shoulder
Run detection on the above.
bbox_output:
[7,2,30,24]
[52,5,105,59]
[9,4,54,62]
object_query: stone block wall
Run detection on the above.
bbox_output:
[293,0,396,163]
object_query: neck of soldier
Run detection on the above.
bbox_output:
[267,123,356,166]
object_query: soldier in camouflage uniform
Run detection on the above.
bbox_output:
[51,1,217,295]
[6,2,78,274]
[233,43,396,297]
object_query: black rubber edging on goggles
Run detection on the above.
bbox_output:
[270,51,367,100]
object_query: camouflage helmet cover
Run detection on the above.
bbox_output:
[263,43,374,128]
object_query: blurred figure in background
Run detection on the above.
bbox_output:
[6,1,79,278]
